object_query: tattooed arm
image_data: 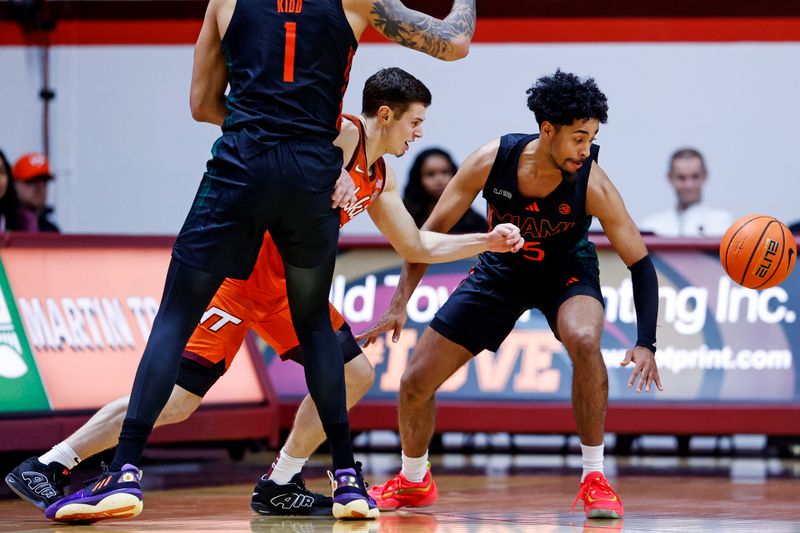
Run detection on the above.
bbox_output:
[344,0,475,61]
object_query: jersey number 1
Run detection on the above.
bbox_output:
[283,22,297,83]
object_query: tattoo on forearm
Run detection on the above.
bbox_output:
[370,0,476,59]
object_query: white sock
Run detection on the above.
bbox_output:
[39,442,80,471]
[267,448,308,485]
[581,443,604,481]
[400,451,428,483]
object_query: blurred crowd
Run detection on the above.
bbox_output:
[2,145,797,237]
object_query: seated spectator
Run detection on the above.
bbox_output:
[403,147,487,234]
[0,149,22,231]
[640,147,732,237]
[12,152,60,232]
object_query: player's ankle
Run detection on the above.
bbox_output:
[267,447,308,485]
[580,443,604,481]
[40,442,81,471]
[400,450,429,483]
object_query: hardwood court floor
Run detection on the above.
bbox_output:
[2,471,799,532]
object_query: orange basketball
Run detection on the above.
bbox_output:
[720,215,796,289]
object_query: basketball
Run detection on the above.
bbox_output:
[719,215,797,289]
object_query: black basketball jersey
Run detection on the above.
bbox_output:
[480,133,600,276]
[220,0,358,144]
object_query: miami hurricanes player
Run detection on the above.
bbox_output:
[6,67,523,522]
[360,70,662,519]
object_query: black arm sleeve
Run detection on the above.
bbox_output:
[628,254,659,353]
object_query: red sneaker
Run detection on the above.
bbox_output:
[367,468,437,511]
[571,472,624,519]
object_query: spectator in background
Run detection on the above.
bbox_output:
[404,147,487,234]
[12,152,59,232]
[640,147,732,237]
[0,149,22,231]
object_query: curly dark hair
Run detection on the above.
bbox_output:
[526,69,608,127]
[362,67,432,118]
[403,148,458,228]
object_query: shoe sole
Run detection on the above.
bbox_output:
[374,501,435,511]
[50,493,143,523]
[250,501,332,518]
[332,499,380,520]
[5,474,50,512]
[586,508,623,519]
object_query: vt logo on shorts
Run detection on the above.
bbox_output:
[200,307,243,332]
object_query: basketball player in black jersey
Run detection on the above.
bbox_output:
[39,0,477,523]
[361,71,662,518]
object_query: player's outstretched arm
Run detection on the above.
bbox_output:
[356,139,498,346]
[189,0,230,125]
[346,0,475,60]
[587,163,663,393]
[367,166,523,264]
[330,119,362,208]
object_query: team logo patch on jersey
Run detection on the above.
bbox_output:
[559,203,571,215]
[493,188,512,199]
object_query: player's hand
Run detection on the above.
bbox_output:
[355,305,407,347]
[621,346,663,393]
[486,223,524,253]
[331,168,357,208]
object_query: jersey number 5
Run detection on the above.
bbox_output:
[283,22,297,83]
[522,241,545,262]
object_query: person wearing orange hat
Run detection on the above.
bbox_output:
[12,152,60,232]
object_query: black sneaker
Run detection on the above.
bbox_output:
[5,457,71,512]
[250,473,333,517]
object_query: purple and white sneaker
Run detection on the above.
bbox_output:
[328,462,379,519]
[45,464,143,523]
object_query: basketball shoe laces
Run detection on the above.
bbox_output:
[46,464,71,494]
[339,461,371,491]
[82,463,141,491]
[570,474,620,512]
[378,475,402,497]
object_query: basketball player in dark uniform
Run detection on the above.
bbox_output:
[361,71,662,519]
[39,0,477,523]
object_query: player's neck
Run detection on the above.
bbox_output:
[361,116,384,166]
[525,139,563,181]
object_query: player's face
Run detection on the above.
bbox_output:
[668,156,706,208]
[547,119,599,179]
[420,154,455,200]
[386,103,426,157]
